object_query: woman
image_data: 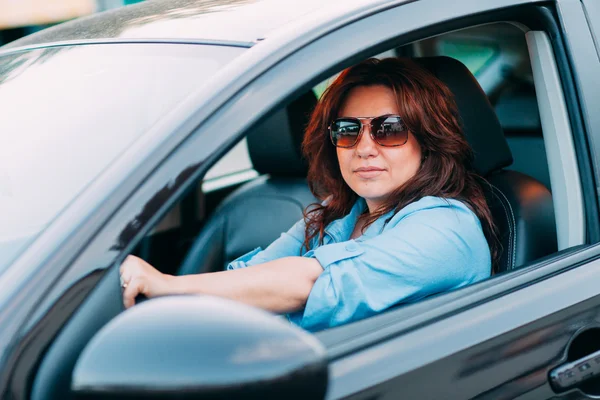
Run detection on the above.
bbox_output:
[120,57,496,332]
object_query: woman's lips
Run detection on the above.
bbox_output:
[354,167,385,178]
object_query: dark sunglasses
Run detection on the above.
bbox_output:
[329,114,408,148]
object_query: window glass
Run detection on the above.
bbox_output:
[436,40,498,76]
[0,43,243,273]
[313,75,339,99]
[415,24,548,186]
[203,138,254,184]
[312,49,398,99]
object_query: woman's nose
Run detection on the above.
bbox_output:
[355,125,378,158]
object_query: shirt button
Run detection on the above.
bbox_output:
[345,243,358,252]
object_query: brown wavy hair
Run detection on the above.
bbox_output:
[301,57,498,269]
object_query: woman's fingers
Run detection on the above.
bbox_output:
[119,254,172,308]
[119,255,134,276]
[123,277,145,309]
[120,255,146,308]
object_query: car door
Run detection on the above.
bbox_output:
[317,1,600,399]
[187,1,600,396]
[164,0,600,398]
[3,0,600,399]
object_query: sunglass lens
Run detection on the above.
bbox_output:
[331,119,360,147]
[372,116,408,146]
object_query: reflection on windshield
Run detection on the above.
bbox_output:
[0,43,242,273]
[8,0,336,47]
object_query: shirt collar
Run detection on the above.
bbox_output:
[324,198,397,242]
[324,198,367,242]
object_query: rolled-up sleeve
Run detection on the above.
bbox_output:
[227,218,306,271]
[289,205,491,331]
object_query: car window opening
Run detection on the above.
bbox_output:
[132,22,579,333]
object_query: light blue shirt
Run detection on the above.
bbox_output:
[227,196,491,332]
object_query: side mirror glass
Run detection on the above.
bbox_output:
[71,296,328,399]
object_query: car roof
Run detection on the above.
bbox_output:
[3,0,408,50]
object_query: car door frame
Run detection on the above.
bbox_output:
[567,0,600,215]
[3,0,600,398]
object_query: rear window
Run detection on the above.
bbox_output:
[0,43,243,273]
[436,39,498,75]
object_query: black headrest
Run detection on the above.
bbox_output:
[247,91,317,177]
[415,56,513,176]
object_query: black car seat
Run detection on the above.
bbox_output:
[414,56,557,272]
[179,56,558,276]
[177,91,318,275]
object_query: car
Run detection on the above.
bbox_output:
[1,0,600,398]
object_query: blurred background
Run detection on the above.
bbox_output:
[0,0,144,46]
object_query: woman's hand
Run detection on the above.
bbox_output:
[119,255,174,308]
[119,255,321,313]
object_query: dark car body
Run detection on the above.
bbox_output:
[2,0,600,398]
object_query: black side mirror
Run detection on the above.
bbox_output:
[71,296,328,399]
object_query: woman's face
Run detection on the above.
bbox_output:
[336,85,423,212]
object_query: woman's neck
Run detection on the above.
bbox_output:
[365,199,384,214]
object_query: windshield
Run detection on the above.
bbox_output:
[0,43,243,273]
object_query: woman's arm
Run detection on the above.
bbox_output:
[120,255,323,313]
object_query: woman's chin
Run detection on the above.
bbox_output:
[353,189,390,204]
[347,179,397,204]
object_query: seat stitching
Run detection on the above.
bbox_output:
[492,189,512,270]
[495,188,517,268]
[491,185,517,270]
